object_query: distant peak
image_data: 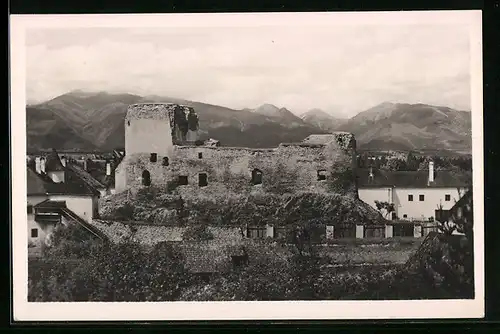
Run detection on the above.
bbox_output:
[303,108,331,117]
[256,103,279,110]
[66,89,107,97]
[376,101,396,108]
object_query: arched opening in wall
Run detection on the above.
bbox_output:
[317,170,327,181]
[162,157,169,166]
[142,170,151,186]
[198,173,208,187]
[251,169,263,185]
[150,153,157,163]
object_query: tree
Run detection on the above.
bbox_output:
[406,151,419,171]
[374,200,395,219]
[435,203,456,235]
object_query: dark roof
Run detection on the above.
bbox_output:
[27,167,50,195]
[34,199,67,209]
[59,207,107,241]
[66,162,106,190]
[44,169,100,196]
[45,149,65,172]
[357,168,471,188]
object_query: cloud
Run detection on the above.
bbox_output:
[26,24,471,116]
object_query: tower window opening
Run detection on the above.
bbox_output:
[150,153,157,163]
[198,152,203,159]
[162,157,169,166]
[142,170,151,186]
[317,170,327,181]
[251,169,263,185]
[198,173,208,187]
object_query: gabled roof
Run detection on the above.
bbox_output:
[28,166,99,197]
[44,169,100,196]
[66,162,106,190]
[356,168,471,189]
[45,149,65,172]
[27,167,50,195]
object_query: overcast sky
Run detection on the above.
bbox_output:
[26,24,471,117]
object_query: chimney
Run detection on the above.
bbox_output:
[35,156,41,174]
[428,161,434,184]
[40,157,46,174]
[106,161,111,176]
[60,156,66,167]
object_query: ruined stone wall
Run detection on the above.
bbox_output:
[115,132,358,198]
[124,103,200,157]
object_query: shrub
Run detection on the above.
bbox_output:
[28,239,193,302]
[115,202,134,220]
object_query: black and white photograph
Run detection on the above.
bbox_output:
[10,11,484,321]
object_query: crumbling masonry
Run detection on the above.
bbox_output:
[114,103,358,198]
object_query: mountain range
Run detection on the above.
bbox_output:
[26,90,472,154]
[300,108,348,132]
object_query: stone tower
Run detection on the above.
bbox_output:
[125,103,177,157]
[115,103,200,193]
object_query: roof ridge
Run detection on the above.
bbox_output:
[66,162,106,188]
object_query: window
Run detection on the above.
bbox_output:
[31,228,38,238]
[445,194,451,201]
[198,152,203,159]
[162,157,169,166]
[317,170,327,181]
[251,169,263,185]
[403,214,408,219]
[142,170,151,186]
[198,173,208,187]
[178,175,188,185]
[391,212,397,220]
[127,121,130,126]
[408,194,413,201]
[27,205,33,214]
[247,227,266,239]
[419,194,425,201]
[150,153,157,163]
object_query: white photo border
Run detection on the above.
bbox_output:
[10,10,484,321]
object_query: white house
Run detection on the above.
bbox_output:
[357,162,471,236]
[27,150,105,253]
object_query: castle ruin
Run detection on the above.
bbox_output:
[114,103,358,198]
